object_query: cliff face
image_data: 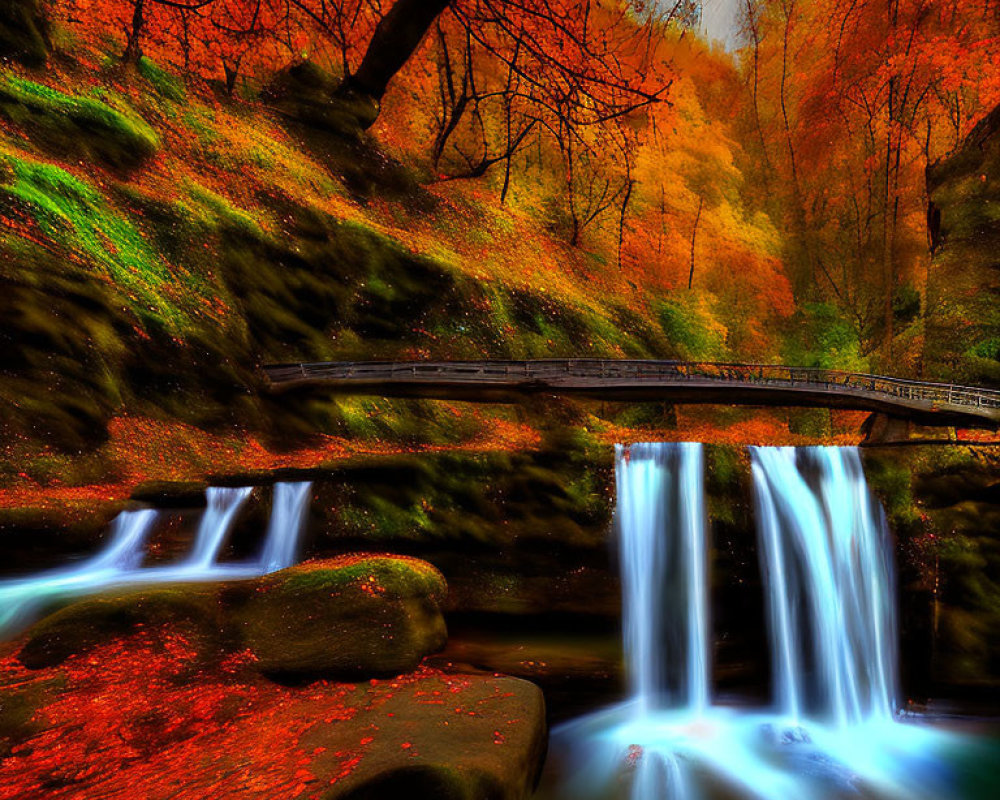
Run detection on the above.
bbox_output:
[925,105,1000,387]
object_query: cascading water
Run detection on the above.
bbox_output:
[751,447,897,727]
[616,442,709,716]
[549,444,974,800]
[0,481,312,638]
[183,487,254,569]
[258,481,311,572]
[0,509,159,635]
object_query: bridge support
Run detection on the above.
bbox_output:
[861,413,913,445]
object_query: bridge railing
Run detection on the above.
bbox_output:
[263,359,1000,411]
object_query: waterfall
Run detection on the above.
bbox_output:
[0,509,159,635]
[751,446,898,727]
[183,487,254,569]
[551,443,963,800]
[0,482,312,639]
[258,481,311,572]
[616,442,708,715]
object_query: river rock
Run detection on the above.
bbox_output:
[233,555,448,679]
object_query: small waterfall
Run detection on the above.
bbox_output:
[0,509,159,635]
[258,481,311,572]
[184,487,254,568]
[80,508,159,573]
[751,446,898,726]
[0,482,312,639]
[615,442,709,715]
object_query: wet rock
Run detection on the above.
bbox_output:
[130,481,209,508]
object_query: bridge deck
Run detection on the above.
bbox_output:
[262,359,1000,428]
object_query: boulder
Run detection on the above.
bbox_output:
[17,585,225,669]
[306,671,547,800]
[234,555,448,678]
[16,555,448,681]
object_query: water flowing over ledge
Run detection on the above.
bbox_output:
[0,482,312,638]
[549,444,979,800]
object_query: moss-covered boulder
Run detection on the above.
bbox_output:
[0,0,49,66]
[235,555,448,679]
[16,555,449,679]
[18,585,225,669]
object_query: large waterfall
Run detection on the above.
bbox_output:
[0,481,312,638]
[751,447,897,727]
[616,443,709,716]
[551,444,969,800]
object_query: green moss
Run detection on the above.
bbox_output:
[0,153,195,331]
[864,454,919,528]
[0,75,158,168]
[185,181,263,237]
[656,294,727,361]
[279,557,446,601]
[784,302,868,372]
[138,57,185,102]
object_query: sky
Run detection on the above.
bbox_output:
[698,0,743,50]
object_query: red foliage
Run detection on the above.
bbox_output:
[0,629,487,800]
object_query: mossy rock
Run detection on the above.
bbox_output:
[15,555,448,680]
[0,0,49,66]
[18,585,225,669]
[0,75,158,169]
[234,556,448,679]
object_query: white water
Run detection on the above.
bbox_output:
[552,444,970,800]
[0,481,311,638]
[259,481,311,572]
[751,447,897,727]
[616,443,708,716]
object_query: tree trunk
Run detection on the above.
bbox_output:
[688,196,704,290]
[338,0,451,122]
[122,0,146,64]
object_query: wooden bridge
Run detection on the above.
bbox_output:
[262,359,1000,429]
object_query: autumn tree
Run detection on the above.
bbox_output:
[742,0,1000,369]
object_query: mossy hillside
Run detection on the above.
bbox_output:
[0,75,158,169]
[0,51,780,466]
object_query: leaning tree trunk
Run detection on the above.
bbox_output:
[335,0,451,129]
